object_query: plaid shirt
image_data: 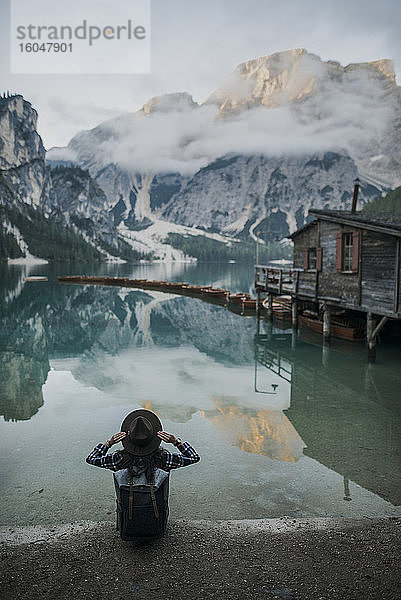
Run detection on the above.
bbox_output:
[86,441,200,472]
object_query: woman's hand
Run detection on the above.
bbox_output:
[107,432,127,446]
[157,431,178,445]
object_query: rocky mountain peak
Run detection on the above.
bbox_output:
[141,92,199,115]
[204,48,322,112]
[35,49,401,258]
[0,93,45,171]
[204,49,399,115]
[372,59,396,82]
[354,59,396,83]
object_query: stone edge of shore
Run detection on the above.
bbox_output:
[1,516,399,546]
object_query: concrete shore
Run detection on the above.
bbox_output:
[1,517,400,600]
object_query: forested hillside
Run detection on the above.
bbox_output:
[362,186,401,218]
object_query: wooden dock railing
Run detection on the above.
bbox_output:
[255,265,304,296]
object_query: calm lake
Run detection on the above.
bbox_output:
[1,261,401,525]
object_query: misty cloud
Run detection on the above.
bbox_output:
[2,0,400,148]
[57,58,395,178]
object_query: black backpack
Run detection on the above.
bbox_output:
[113,467,170,541]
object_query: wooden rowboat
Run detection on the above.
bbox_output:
[241,299,257,310]
[202,288,229,299]
[299,314,365,341]
[228,293,250,305]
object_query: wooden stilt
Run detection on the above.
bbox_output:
[366,314,388,363]
[322,343,330,368]
[292,299,298,329]
[364,363,374,399]
[343,477,352,501]
[291,328,297,351]
[367,312,376,362]
[323,305,331,343]
[268,293,273,321]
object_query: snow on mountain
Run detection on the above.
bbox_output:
[0,95,200,261]
[47,49,400,244]
[162,151,380,236]
[3,48,401,261]
[117,218,239,262]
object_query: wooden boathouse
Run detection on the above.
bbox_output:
[255,185,401,361]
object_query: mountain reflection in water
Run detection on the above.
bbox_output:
[1,262,400,522]
[202,397,305,462]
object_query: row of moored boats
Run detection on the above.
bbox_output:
[57,275,291,317]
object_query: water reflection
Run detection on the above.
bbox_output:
[0,263,400,523]
[0,350,47,421]
[201,396,305,462]
[254,327,401,505]
[0,262,256,422]
[0,301,49,421]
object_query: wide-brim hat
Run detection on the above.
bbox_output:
[121,409,162,456]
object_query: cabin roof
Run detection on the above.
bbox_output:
[290,210,401,239]
[288,220,316,239]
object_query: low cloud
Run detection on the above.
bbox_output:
[54,58,395,176]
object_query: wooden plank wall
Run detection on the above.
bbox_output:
[293,223,318,298]
[293,221,399,316]
[297,272,316,297]
[318,222,360,305]
[294,221,360,304]
[361,231,397,313]
[293,223,317,269]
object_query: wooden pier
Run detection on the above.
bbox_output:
[57,275,289,320]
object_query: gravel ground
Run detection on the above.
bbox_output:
[1,517,400,600]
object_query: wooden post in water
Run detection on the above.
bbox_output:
[364,363,374,399]
[268,293,273,320]
[322,343,330,368]
[323,304,331,343]
[292,299,298,329]
[343,477,352,501]
[366,314,388,363]
[291,328,297,352]
[367,312,376,363]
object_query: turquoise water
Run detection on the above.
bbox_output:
[1,261,400,525]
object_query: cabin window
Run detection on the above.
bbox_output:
[308,247,317,269]
[343,233,353,270]
[303,247,322,270]
[336,231,360,273]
